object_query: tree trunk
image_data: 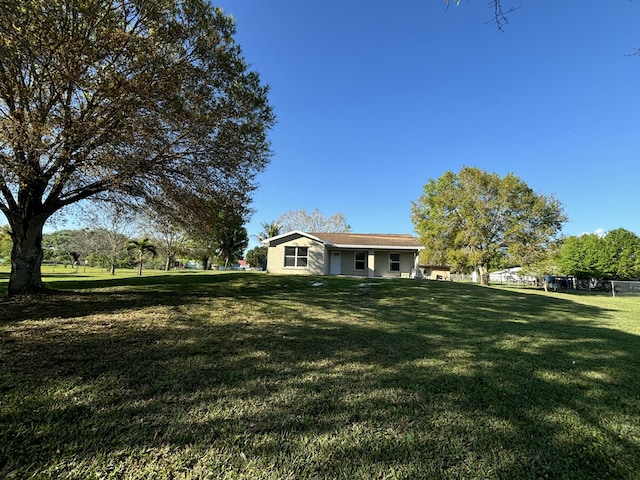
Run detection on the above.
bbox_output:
[165,254,173,271]
[8,215,48,296]
[201,256,209,271]
[478,264,490,286]
[137,258,143,276]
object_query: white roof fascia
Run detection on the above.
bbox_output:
[261,230,331,246]
[329,243,424,251]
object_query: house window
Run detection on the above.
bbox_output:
[355,251,366,270]
[284,246,308,267]
[389,253,400,272]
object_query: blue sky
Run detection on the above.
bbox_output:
[225,0,640,250]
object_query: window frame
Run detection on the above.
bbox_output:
[284,246,309,268]
[354,251,366,271]
[389,252,401,272]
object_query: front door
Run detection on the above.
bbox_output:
[330,251,341,275]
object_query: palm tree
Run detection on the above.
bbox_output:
[127,237,157,276]
[257,221,281,242]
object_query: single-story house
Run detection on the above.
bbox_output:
[261,231,424,278]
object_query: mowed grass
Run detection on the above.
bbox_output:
[1,268,639,479]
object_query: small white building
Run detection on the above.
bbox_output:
[489,267,536,285]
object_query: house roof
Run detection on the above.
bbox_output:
[310,232,423,249]
[263,231,423,250]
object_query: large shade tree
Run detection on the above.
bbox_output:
[0,0,274,296]
[411,166,566,285]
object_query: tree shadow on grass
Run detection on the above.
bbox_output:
[1,274,639,478]
[0,272,249,323]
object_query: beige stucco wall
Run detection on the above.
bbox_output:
[266,235,325,275]
[328,249,417,278]
[333,250,369,277]
[373,251,416,278]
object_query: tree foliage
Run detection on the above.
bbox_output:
[245,245,267,269]
[558,229,640,280]
[0,0,274,295]
[411,167,566,285]
[256,221,282,241]
[139,203,187,271]
[84,200,136,274]
[0,224,12,261]
[214,218,248,269]
[173,195,248,271]
[277,209,351,233]
[42,229,81,266]
[127,237,157,277]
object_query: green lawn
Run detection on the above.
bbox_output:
[1,268,639,479]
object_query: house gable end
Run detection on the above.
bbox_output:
[262,230,327,248]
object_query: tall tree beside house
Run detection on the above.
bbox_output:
[0,0,274,296]
[277,209,351,233]
[257,221,282,241]
[411,166,566,286]
[127,238,157,277]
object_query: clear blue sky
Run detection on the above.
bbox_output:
[226,0,640,250]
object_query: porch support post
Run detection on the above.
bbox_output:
[368,250,375,277]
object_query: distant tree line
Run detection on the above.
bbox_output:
[1,197,251,276]
[23,222,249,275]
[556,229,640,281]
